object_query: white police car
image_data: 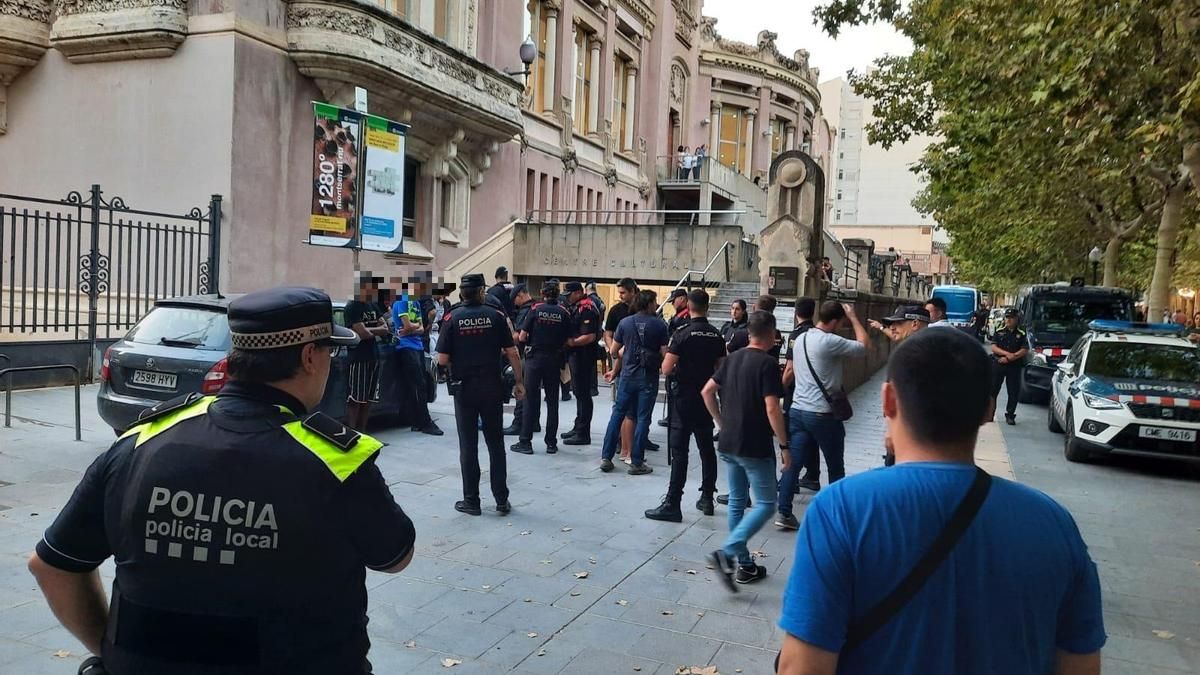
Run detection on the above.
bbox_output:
[1048,320,1200,464]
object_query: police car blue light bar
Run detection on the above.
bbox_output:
[1086,320,1185,335]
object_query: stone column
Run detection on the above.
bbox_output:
[623,66,637,151]
[587,37,602,134]
[709,102,721,160]
[542,7,559,114]
[784,124,795,151]
[743,110,755,175]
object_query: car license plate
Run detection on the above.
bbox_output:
[132,370,177,389]
[1138,426,1197,443]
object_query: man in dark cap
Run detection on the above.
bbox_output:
[990,307,1028,425]
[869,304,931,343]
[439,274,525,515]
[511,280,572,455]
[562,281,602,446]
[28,287,415,674]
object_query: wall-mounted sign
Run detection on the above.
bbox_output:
[309,103,363,248]
[768,266,800,297]
[360,114,409,253]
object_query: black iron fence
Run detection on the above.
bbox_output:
[1,185,222,377]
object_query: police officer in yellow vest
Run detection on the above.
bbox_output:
[27,287,416,674]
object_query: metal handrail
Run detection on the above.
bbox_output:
[658,241,734,311]
[2,364,82,441]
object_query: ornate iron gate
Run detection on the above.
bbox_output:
[0,185,222,371]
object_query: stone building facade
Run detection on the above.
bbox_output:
[0,0,831,294]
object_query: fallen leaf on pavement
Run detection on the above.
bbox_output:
[736,669,743,673]
[617,599,628,606]
[686,570,697,575]
[675,667,719,675]
[752,551,768,559]
[1152,630,1175,640]
[561,527,573,532]
[634,667,642,672]
[404,641,416,649]
[520,530,532,536]
[589,557,598,564]
[697,612,705,617]
[540,560,554,564]
[662,610,674,616]
[481,585,491,590]
[441,658,462,667]
[569,591,582,596]
[524,598,533,602]
[537,649,546,656]
[527,632,538,638]
[574,571,589,579]
[52,650,70,658]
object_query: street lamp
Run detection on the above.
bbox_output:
[504,37,538,79]
[1088,246,1103,286]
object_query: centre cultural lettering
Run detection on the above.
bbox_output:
[540,255,681,270]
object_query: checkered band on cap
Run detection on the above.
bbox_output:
[231,322,333,350]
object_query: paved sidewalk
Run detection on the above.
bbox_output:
[1,376,899,674]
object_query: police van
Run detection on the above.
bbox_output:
[1015,283,1135,403]
[1048,320,1200,464]
[930,285,980,328]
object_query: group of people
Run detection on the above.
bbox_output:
[25,273,1108,675]
[675,144,708,180]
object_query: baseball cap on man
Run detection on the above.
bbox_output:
[460,273,486,290]
[881,305,931,325]
[668,288,688,301]
[564,281,584,293]
[228,287,358,350]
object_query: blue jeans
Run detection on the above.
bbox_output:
[720,452,777,568]
[601,372,657,465]
[778,410,846,517]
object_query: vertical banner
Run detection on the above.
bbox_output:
[309,103,363,248]
[360,114,409,253]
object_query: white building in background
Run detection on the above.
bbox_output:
[817,76,950,275]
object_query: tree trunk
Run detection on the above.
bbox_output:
[1103,236,1122,287]
[1147,179,1188,320]
[1184,141,1200,194]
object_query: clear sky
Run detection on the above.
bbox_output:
[700,0,913,83]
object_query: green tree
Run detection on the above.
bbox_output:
[816,0,1199,313]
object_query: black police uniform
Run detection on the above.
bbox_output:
[507,298,536,434]
[35,288,414,675]
[720,318,747,346]
[566,294,602,440]
[518,296,572,450]
[992,321,1029,419]
[664,317,726,507]
[659,305,691,427]
[438,283,516,510]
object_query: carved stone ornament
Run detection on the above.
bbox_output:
[51,0,188,63]
[668,63,686,105]
[637,179,651,200]
[0,0,52,133]
[561,147,578,173]
[603,166,618,187]
[286,0,523,141]
[701,17,814,83]
[672,0,697,47]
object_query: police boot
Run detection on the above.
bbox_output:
[563,433,591,446]
[644,496,683,522]
[510,440,534,455]
[696,493,715,516]
[455,500,482,516]
[503,421,521,435]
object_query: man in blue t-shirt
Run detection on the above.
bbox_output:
[392,285,443,436]
[777,328,1104,675]
[598,290,668,474]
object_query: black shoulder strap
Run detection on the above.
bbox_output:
[300,412,361,452]
[844,467,992,651]
[801,333,836,407]
[135,392,204,424]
